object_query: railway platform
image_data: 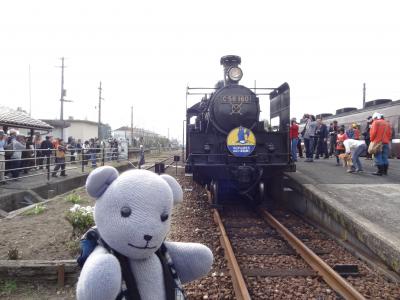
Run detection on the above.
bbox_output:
[284,157,400,275]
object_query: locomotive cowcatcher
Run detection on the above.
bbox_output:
[185,55,295,206]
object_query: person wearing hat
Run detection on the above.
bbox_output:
[328,120,339,157]
[335,127,348,166]
[33,133,44,170]
[302,114,317,162]
[0,130,7,184]
[52,138,67,177]
[138,145,145,169]
[362,116,373,159]
[289,118,299,162]
[370,112,392,175]
[8,132,25,180]
[352,123,360,140]
[41,136,54,173]
[315,118,329,159]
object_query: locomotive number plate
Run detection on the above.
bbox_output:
[220,95,251,103]
[226,126,256,157]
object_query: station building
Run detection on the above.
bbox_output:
[41,117,111,141]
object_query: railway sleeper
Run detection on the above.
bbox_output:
[242,268,316,277]
[333,264,360,277]
[235,247,331,256]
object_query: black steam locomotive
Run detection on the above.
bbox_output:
[185,55,294,205]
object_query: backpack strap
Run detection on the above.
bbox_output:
[156,243,186,300]
[114,251,141,300]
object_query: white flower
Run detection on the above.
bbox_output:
[69,204,81,212]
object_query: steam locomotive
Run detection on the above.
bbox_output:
[185,55,295,205]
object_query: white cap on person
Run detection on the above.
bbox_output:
[372,112,381,119]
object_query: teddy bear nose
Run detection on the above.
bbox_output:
[144,235,153,241]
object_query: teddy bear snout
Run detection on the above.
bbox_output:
[143,234,153,241]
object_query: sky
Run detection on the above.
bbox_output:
[1,1,400,142]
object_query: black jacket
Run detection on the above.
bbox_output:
[316,124,328,139]
[41,140,53,156]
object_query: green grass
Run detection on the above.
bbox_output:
[23,203,46,216]
[65,192,81,204]
[65,239,80,256]
[7,247,19,260]
[0,280,17,295]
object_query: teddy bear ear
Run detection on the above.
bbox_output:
[86,166,119,198]
[160,174,183,206]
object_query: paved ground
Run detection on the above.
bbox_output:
[287,157,400,273]
[293,156,400,184]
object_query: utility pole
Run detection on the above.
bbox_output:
[60,58,65,139]
[98,81,103,141]
[28,64,32,116]
[131,106,134,146]
[363,83,366,108]
[57,57,72,140]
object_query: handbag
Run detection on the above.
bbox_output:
[368,141,382,155]
[368,123,387,155]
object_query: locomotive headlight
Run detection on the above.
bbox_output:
[228,67,243,82]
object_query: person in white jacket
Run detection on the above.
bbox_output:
[343,139,366,173]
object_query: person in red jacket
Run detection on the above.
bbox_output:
[370,112,392,175]
[290,118,299,162]
[352,124,360,140]
[335,128,348,166]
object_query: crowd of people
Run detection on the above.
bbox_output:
[0,131,123,184]
[290,112,392,176]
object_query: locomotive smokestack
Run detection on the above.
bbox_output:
[220,55,243,86]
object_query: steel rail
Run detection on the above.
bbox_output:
[212,209,251,300]
[259,208,366,300]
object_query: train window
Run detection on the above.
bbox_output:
[190,116,196,125]
[270,116,280,132]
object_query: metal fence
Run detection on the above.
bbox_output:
[0,147,140,183]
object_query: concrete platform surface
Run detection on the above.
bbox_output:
[285,158,400,273]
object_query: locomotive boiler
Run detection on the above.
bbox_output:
[185,55,294,205]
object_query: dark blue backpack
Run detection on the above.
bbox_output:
[77,227,99,267]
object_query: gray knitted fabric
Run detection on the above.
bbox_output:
[76,167,213,300]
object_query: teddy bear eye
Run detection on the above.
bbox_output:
[120,206,132,218]
[160,213,169,222]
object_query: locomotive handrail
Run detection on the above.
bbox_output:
[187,86,281,97]
[187,87,277,90]
[187,87,219,90]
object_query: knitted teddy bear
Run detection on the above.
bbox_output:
[76,166,213,300]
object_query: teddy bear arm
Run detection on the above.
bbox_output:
[77,247,122,300]
[164,241,213,284]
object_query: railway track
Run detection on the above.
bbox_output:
[212,203,386,299]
